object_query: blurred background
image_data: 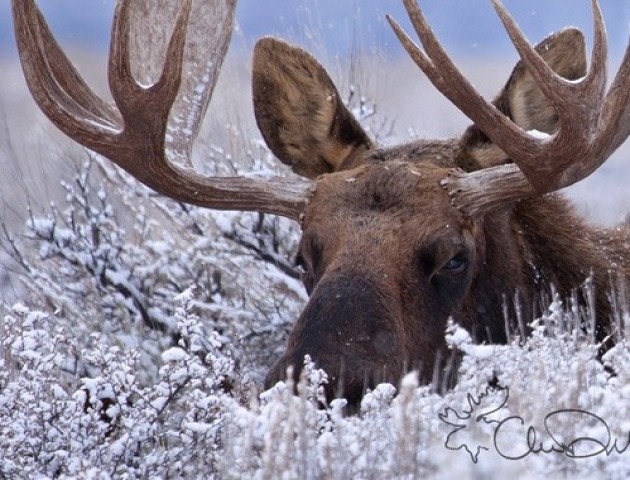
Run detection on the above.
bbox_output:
[2,1,630,57]
[1,0,630,228]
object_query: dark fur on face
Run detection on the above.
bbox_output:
[254,32,628,407]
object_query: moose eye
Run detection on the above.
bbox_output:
[443,255,467,273]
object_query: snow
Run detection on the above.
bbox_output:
[527,129,551,140]
[161,347,188,363]
[3,182,628,478]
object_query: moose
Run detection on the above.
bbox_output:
[12,0,630,407]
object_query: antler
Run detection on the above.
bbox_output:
[388,0,630,216]
[12,0,312,221]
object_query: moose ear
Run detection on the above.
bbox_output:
[252,38,373,178]
[459,28,587,171]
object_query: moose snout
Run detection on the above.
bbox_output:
[264,274,405,406]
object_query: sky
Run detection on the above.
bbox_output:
[1,1,630,59]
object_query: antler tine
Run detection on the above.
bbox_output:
[12,0,313,221]
[157,0,192,107]
[12,0,120,144]
[596,33,630,158]
[109,0,141,110]
[585,0,608,98]
[491,0,606,109]
[488,0,608,179]
[393,0,544,169]
[109,0,191,120]
[35,6,119,125]
[105,0,190,162]
[386,15,446,92]
[394,0,630,217]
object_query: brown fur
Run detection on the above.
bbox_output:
[253,38,372,178]
[253,32,629,406]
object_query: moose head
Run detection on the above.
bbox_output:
[12,0,630,407]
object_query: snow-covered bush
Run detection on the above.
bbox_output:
[0,292,238,477]
[1,93,628,479]
[2,235,629,478]
[218,311,630,479]
[1,154,305,386]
